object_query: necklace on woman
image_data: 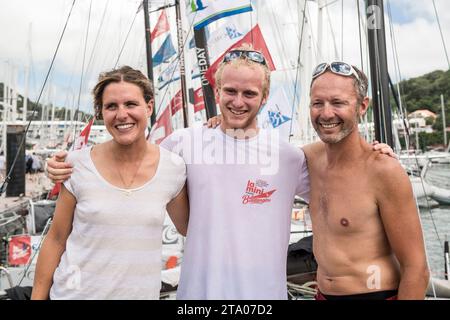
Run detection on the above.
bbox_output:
[114,147,147,196]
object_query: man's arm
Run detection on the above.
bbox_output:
[46,151,72,183]
[166,184,189,236]
[374,156,430,299]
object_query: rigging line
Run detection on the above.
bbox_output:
[268,0,295,78]
[288,0,308,143]
[114,9,140,68]
[18,217,52,286]
[286,0,300,40]
[64,38,85,135]
[26,27,39,106]
[320,0,339,9]
[249,0,253,43]
[86,0,110,75]
[325,2,340,60]
[386,0,408,137]
[418,160,444,249]
[356,0,364,72]
[360,5,371,93]
[387,0,444,250]
[95,9,117,72]
[73,0,93,140]
[386,1,401,83]
[432,0,450,70]
[137,35,147,69]
[0,0,77,195]
[305,5,318,61]
[341,0,344,60]
[386,1,401,113]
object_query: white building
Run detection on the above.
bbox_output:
[407,109,437,133]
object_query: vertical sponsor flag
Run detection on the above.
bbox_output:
[158,63,181,90]
[158,62,201,90]
[151,106,173,144]
[48,119,94,199]
[193,87,205,113]
[151,10,170,41]
[151,9,176,68]
[204,24,276,88]
[170,90,183,115]
[8,235,31,266]
[153,34,177,67]
[257,88,293,141]
[206,22,247,59]
[187,0,253,30]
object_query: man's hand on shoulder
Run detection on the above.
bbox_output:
[372,140,398,159]
[206,115,222,128]
[46,151,72,184]
[301,141,324,159]
[370,151,410,196]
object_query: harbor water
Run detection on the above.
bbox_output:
[421,206,450,280]
[420,163,450,280]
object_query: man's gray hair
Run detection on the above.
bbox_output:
[353,66,369,104]
[310,64,369,105]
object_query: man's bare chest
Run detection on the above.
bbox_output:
[309,166,379,232]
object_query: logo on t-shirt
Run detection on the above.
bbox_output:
[242,179,276,204]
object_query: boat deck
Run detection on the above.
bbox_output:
[1,173,53,214]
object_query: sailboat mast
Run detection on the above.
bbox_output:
[366,0,393,146]
[441,94,447,147]
[175,0,189,128]
[143,0,156,126]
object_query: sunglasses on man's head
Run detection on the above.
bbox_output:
[222,50,267,65]
[312,62,360,82]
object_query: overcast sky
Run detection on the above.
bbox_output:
[0,0,449,114]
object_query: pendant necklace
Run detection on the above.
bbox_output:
[115,149,146,196]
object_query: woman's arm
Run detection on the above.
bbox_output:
[31,184,76,300]
[166,184,189,236]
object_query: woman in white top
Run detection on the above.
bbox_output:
[31,66,188,300]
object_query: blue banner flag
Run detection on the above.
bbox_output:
[153,34,177,67]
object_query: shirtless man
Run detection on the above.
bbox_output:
[303,62,429,300]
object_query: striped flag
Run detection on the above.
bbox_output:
[187,0,252,30]
[153,34,177,67]
[151,10,170,41]
[205,24,276,88]
[170,90,183,115]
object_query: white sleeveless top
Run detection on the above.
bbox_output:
[50,146,186,300]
